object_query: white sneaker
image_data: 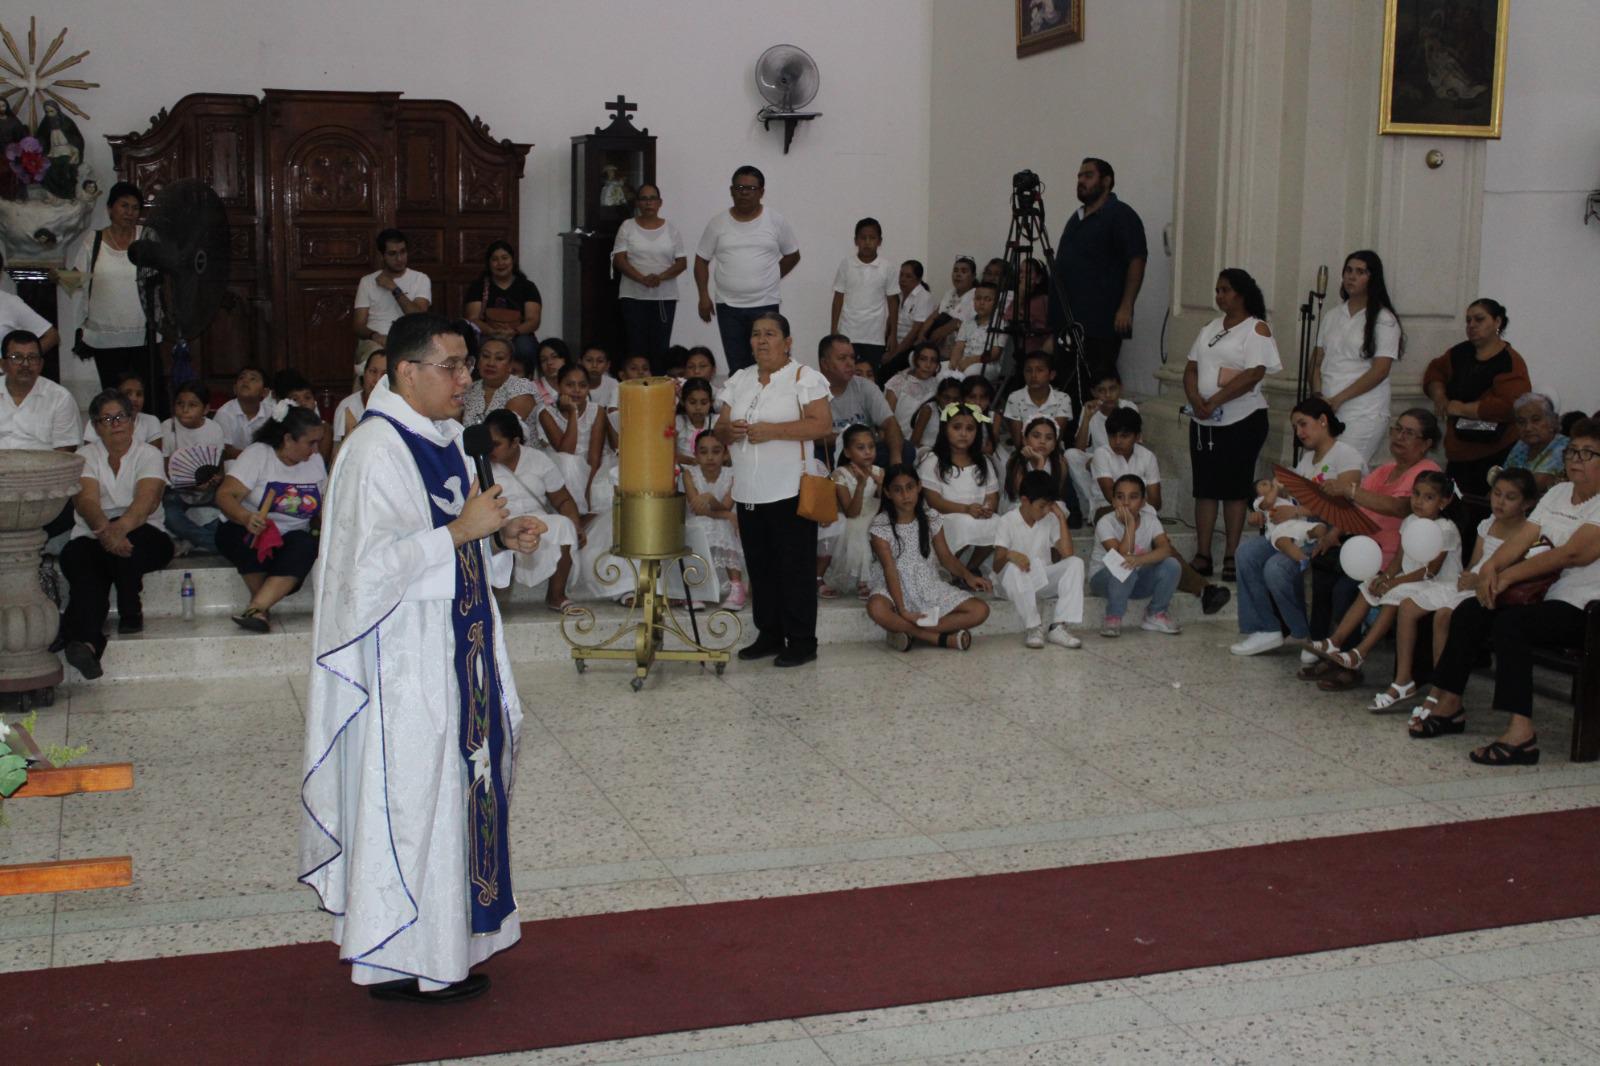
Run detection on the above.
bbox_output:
[1139,611,1182,635]
[1299,648,1319,665]
[1230,631,1285,656]
[1024,626,1045,649]
[1046,624,1082,649]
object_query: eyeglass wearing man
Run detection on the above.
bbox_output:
[694,165,801,375]
[3,329,94,537]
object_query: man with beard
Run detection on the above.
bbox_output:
[1051,157,1148,380]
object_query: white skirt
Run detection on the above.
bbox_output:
[1394,579,1474,613]
[511,513,579,589]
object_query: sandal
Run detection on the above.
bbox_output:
[1329,647,1365,671]
[1408,699,1467,738]
[1470,736,1540,766]
[936,629,973,651]
[1297,659,1335,682]
[545,598,574,613]
[817,577,839,599]
[1190,553,1214,577]
[1368,680,1418,713]
[885,631,912,653]
[1316,667,1364,692]
[231,606,270,633]
[1221,556,1237,582]
[1304,638,1339,660]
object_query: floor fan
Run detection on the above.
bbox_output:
[128,179,233,402]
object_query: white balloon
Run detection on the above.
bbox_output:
[1401,519,1444,564]
[1339,535,1384,582]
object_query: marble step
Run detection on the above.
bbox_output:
[71,573,1238,684]
[100,527,1225,619]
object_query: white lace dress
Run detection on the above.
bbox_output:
[867,511,972,619]
[826,464,883,591]
[682,465,744,579]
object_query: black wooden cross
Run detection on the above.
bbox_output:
[605,96,637,122]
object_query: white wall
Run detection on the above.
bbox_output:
[927,1,1183,396]
[37,0,932,371]
[1480,0,1600,414]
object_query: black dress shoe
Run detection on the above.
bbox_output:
[737,636,785,661]
[64,641,103,680]
[1200,584,1232,616]
[774,646,818,668]
[117,611,144,635]
[368,973,490,1004]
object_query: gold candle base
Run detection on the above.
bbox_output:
[560,492,742,690]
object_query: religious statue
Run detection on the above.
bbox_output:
[35,100,85,201]
[599,163,632,208]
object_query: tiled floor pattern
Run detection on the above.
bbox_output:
[5,622,1599,1063]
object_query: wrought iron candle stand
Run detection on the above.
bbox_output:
[560,377,741,690]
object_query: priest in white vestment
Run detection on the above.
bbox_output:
[299,313,544,1003]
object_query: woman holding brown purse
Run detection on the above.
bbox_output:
[716,311,832,667]
[1409,419,1600,763]
[464,240,542,366]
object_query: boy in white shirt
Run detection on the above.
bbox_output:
[993,469,1084,649]
[581,344,620,409]
[950,282,1009,384]
[1090,407,1162,512]
[830,218,900,372]
[1002,350,1074,448]
[214,367,272,459]
[1066,368,1138,516]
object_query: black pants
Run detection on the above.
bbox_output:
[740,495,818,652]
[1309,554,1359,642]
[1448,448,1512,501]
[619,298,678,375]
[1431,597,1585,719]
[216,522,320,585]
[60,526,174,653]
[44,501,75,539]
[82,340,168,419]
[853,343,886,372]
[715,303,778,376]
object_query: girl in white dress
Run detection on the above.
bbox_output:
[916,404,1002,570]
[682,432,747,609]
[1369,468,1537,710]
[538,362,606,513]
[1310,251,1404,466]
[1311,471,1464,676]
[886,342,946,437]
[822,425,884,598]
[909,376,964,456]
[675,379,720,467]
[866,464,991,652]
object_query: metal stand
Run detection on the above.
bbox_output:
[1292,284,1326,464]
[559,493,742,690]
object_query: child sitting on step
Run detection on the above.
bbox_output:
[867,464,991,651]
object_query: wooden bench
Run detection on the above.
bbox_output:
[1529,600,1600,762]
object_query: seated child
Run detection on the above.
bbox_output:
[1249,477,1327,565]
[215,367,271,459]
[916,403,1002,567]
[1309,471,1463,673]
[675,379,719,467]
[909,375,964,455]
[1089,475,1184,637]
[1004,416,1071,516]
[682,432,747,610]
[581,344,619,409]
[485,410,583,611]
[820,424,883,598]
[86,369,162,447]
[994,469,1084,649]
[1066,368,1137,516]
[949,281,1009,383]
[1002,350,1073,449]
[886,341,945,437]
[1089,408,1161,513]
[960,375,1000,459]
[160,381,226,554]
[538,362,607,513]
[866,464,991,651]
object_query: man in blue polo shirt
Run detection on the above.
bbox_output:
[1052,157,1148,381]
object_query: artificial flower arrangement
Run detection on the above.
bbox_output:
[4,136,50,186]
[0,713,86,825]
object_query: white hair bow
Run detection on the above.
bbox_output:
[270,398,297,422]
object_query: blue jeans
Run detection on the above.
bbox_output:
[163,490,219,554]
[715,303,779,375]
[1089,557,1180,619]
[1235,534,1309,638]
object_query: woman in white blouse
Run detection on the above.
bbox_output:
[1310,251,1404,465]
[460,336,538,431]
[612,183,687,374]
[715,311,832,667]
[1182,267,1283,581]
[59,389,174,679]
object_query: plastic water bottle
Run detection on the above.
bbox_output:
[180,571,196,620]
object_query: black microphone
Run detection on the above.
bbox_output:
[462,423,496,492]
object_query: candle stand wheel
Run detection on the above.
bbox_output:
[560,493,742,689]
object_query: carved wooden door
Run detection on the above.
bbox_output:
[267,91,399,388]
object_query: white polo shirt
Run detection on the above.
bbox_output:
[0,374,81,450]
[1090,443,1162,489]
[832,255,899,345]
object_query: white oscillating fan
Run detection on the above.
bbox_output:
[754,44,822,153]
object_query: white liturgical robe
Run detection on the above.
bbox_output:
[299,377,523,989]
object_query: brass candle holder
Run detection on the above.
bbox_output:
[560,379,742,689]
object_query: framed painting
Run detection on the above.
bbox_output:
[1016,0,1084,59]
[1379,0,1508,137]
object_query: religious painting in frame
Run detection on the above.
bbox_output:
[1016,0,1084,59]
[1379,0,1508,138]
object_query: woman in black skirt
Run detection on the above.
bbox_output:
[1182,267,1282,580]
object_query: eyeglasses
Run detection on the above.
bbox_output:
[1,352,43,366]
[1389,423,1424,440]
[93,413,130,426]
[1564,447,1600,464]
[730,183,761,192]
[416,357,475,377]
[636,194,661,202]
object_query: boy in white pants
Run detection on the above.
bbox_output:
[993,469,1085,649]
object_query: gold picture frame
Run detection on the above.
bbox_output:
[1016,0,1084,59]
[1379,0,1508,138]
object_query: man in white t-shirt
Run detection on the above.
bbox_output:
[353,228,432,372]
[2,329,86,537]
[0,254,59,354]
[694,165,801,375]
[830,218,899,372]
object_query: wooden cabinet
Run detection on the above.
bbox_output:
[107,90,530,394]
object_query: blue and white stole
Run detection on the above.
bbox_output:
[366,411,516,935]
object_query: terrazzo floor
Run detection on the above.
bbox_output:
[5,620,1600,1064]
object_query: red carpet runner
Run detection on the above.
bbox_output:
[10,808,1600,1065]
